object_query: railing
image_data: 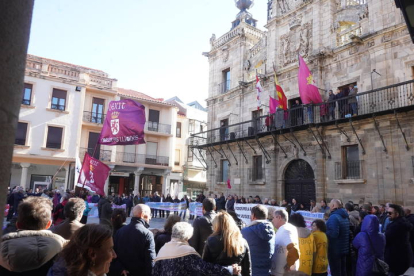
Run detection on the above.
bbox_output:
[146,121,171,134]
[218,80,231,94]
[337,26,362,47]
[89,74,114,89]
[335,160,363,179]
[51,104,65,111]
[83,111,106,124]
[345,0,366,6]
[79,147,112,162]
[49,65,79,80]
[115,152,169,166]
[190,80,414,147]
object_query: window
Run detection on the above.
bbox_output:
[176,122,182,138]
[22,83,32,105]
[200,124,204,133]
[46,126,63,149]
[219,119,229,141]
[175,149,180,166]
[92,97,105,124]
[341,145,360,179]
[222,69,231,93]
[187,146,193,162]
[148,109,160,131]
[51,89,67,111]
[253,156,263,181]
[251,110,263,133]
[189,120,195,133]
[146,142,158,164]
[15,122,28,145]
[221,160,229,182]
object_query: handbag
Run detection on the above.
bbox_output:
[364,232,389,276]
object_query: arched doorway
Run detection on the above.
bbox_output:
[284,159,316,210]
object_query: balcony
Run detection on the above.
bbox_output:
[218,80,231,95]
[83,111,106,124]
[335,160,363,180]
[190,80,414,148]
[79,147,112,162]
[115,152,169,167]
[146,121,171,135]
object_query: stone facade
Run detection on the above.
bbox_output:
[199,0,414,207]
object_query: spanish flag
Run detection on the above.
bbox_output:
[274,71,287,110]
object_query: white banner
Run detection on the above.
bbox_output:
[234,203,286,225]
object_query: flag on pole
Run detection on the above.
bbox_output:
[256,75,263,110]
[77,153,110,196]
[274,70,288,110]
[99,99,146,145]
[75,156,91,192]
[298,55,323,104]
[269,96,278,114]
[227,178,232,189]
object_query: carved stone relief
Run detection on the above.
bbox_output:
[279,21,312,67]
[277,0,313,16]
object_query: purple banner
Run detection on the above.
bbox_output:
[99,99,146,145]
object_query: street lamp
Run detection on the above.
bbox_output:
[395,0,414,43]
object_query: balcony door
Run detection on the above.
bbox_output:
[123,145,136,163]
[148,110,160,131]
[92,98,105,124]
[88,132,101,160]
[146,142,158,164]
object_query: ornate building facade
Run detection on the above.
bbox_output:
[191,0,414,207]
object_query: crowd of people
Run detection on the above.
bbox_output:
[2,186,414,276]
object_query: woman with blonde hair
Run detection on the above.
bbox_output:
[203,211,252,276]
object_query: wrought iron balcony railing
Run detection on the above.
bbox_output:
[190,80,414,147]
[79,147,112,162]
[83,111,106,124]
[146,121,171,134]
[218,80,231,94]
[335,160,363,179]
[115,152,169,167]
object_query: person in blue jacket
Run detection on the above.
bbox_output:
[326,199,350,276]
[352,215,385,276]
[241,204,275,276]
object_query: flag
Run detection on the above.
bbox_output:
[255,75,263,110]
[77,153,110,196]
[99,99,146,145]
[274,71,288,110]
[75,156,91,192]
[227,178,232,189]
[269,96,278,114]
[298,55,323,104]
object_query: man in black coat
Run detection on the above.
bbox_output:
[189,198,216,255]
[385,204,414,275]
[217,193,226,211]
[405,207,414,264]
[111,204,155,276]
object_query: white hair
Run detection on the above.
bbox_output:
[171,222,194,242]
[274,209,289,222]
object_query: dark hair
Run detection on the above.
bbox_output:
[111,209,126,230]
[251,205,268,220]
[64,198,86,221]
[373,206,380,214]
[345,202,354,212]
[359,211,368,221]
[389,204,404,217]
[202,198,216,212]
[61,224,112,275]
[289,213,306,228]
[321,199,327,205]
[163,214,181,233]
[17,196,53,230]
[312,219,327,233]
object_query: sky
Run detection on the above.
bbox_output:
[28,0,268,106]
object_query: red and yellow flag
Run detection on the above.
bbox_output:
[274,71,287,110]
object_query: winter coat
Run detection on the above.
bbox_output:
[406,214,414,256]
[51,219,84,240]
[225,198,235,211]
[122,196,133,208]
[47,257,99,276]
[189,211,216,255]
[12,192,24,214]
[312,231,328,274]
[241,220,275,276]
[296,227,315,275]
[154,231,172,254]
[0,230,67,275]
[100,200,113,229]
[110,217,156,276]
[326,208,350,257]
[202,235,252,276]
[385,216,414,275]
[134,196,144,205]
[348,88,358,103]
[97,197,108,218]
[348,210,360,229]
[291,203,301,212]
[352,215,385,276]
[53,199,68,225]
[217,196,226,211]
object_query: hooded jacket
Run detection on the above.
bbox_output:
[0,230,67,275]
[352,215,385,276]
[326,208,350,257]
[241,220,275,276]
[385,216,414,275]
[348,210,360,228]
[189,210,216,255]
[312,230,328,274]
[296,227,315,275]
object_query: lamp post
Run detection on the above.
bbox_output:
[395,0,414,43]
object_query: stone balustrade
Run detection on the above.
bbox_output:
[337,26,362,46]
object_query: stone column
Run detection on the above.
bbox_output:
[133,167,144,195]
[0,0,35,233]
[20,163,30,189]
[63,165,70,191]
[163,169,171,195]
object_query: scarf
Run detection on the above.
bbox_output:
[155,240,200,262]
